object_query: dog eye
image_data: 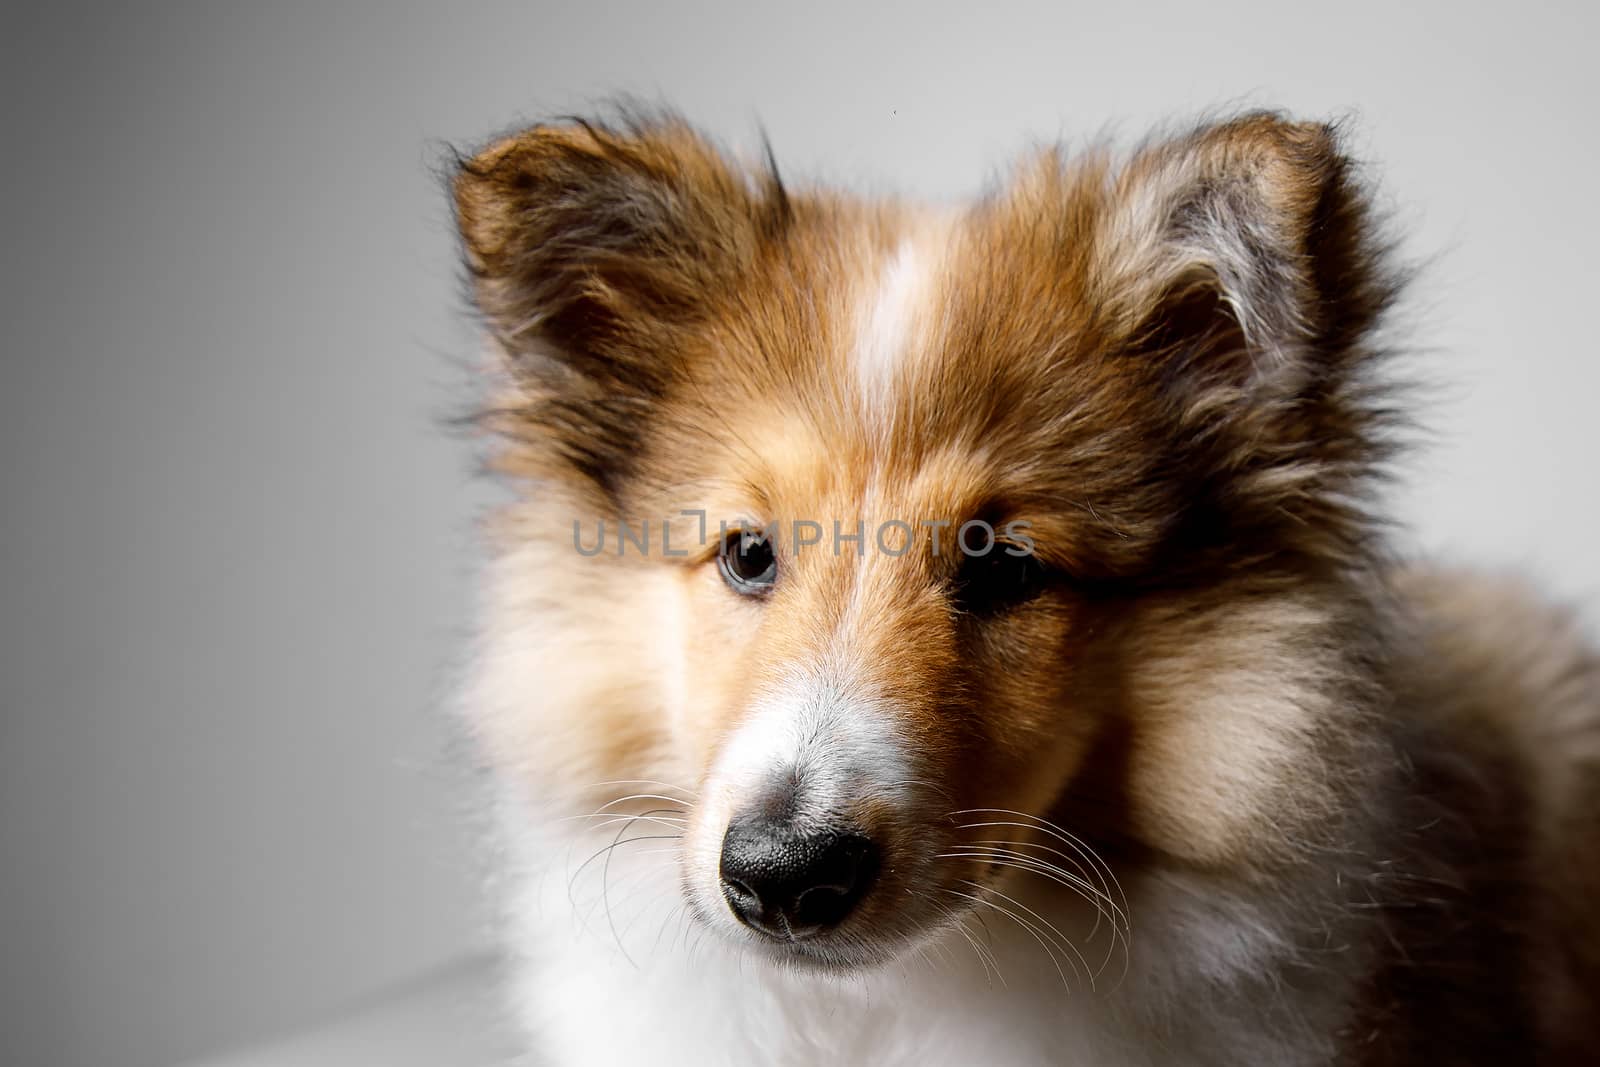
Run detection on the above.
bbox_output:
[718,530,777,596]
[953,544,1049,615]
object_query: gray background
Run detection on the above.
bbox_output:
[3,2,1597,1065]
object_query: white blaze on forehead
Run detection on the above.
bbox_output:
[852,233,942,412]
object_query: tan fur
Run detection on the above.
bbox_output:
[452,110,1600,1063]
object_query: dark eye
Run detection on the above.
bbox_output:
[953,543,1050,615]
[717,530,777,597]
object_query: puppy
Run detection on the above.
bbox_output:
[450,110,1600,1064]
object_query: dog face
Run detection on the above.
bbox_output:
[455,112,1395,969]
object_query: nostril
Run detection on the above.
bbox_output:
[789,833,878,932]
[719,817,880,939]
[791,882,857,930]
[720,875,760,921]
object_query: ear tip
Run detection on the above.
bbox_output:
[452,127,572,191]
[449,121,611,252]
[451,132,559,267]
[452,113,719,219]
[448,136,522,235]
[1203,110,1344,160]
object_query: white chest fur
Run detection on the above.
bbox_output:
[497,816,1346,1067]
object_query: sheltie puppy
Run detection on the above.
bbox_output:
[449,110,1600,1064]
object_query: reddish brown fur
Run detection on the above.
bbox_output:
[453,110,1600,1063]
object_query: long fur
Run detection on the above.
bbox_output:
[450,108,1600,1065]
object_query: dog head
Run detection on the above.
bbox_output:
[455,111,1396,969]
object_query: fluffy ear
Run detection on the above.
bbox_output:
[1092,113,1396,400]
[1075,115,1404,567]
[452,114,789,492]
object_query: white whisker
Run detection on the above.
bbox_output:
[944,887,1072,993]
[951,809,1130,928]
[961,878,1094,991]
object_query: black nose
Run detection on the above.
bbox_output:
[718,815,879,940]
